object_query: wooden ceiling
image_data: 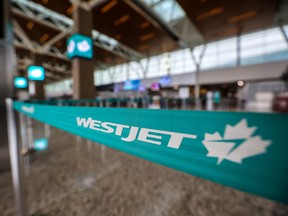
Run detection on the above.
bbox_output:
[12,10,126,66]
[177,0,277,41]
[28,0,180,56]
[92,0,179,56]
[18,0,280,56]
[14,0,179,74]
[31,0,73,17]
[14,13,60,46]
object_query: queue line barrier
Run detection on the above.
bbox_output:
[30,97,232,110]
[30,97,198,106]
[6,99,288,215]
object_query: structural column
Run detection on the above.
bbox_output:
[0,0,16,171]
[194,64,200,104]
[30,54,45,99]
[72,6,95,99]
[191,45,206,109]
[236,33,241,67]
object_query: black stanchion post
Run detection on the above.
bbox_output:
[6,98,28,216]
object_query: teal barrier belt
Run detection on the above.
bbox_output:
[14,101,288,203]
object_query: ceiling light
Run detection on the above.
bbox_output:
[139,33,155,42]
[40,33,50,43]
[115,35,122,40]
[237,81,244,87]
[114,15,130,26]
[66,5,75,15]
[228,11,257,23]
[139,22,150,29]
[26,21,34,30]
[197,7,224,20]
[101,0,118,14]
[138,45,150,51]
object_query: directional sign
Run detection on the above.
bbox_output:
[14,77,28,88]
[67,34,93,59]
[28,66,45,81]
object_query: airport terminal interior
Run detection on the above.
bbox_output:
[1,0,288,215]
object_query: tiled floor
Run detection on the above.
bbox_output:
[1,122,288,216]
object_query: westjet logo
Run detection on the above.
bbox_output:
[21,105,34,114]
[76,117,272,165]
[76,117,197,149]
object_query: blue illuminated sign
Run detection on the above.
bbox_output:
[67,34,93,59]
[33,138,48,151]
[28,66,45,81]
[14,77,28,89]
[159,75,172,86]
[124,80,141,91]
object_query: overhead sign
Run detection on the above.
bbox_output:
[159,75,172,86]
[67,34,93,59]
[124,80,141,91]
[14,77,28,89]
[14,101,288,204]
[28,66,45,81]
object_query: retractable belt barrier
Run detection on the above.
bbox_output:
[14,101,288,203]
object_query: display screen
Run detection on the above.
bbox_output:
[159,75,172,86]
[113,82,124,93]
[151,83,160,91]
[28,66,45,81]
[14,77,28,89]
[124,80,141,91]
[67,34,93,59]
[138,86,146,92]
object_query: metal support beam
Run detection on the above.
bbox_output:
[280,25,288,46]
[12,0,72,28]
[12,0,144,61]
[12,19,34,50]
[139,57,150,79]
[41,28,73,52]
[191,45,206,109]
[133,0,204,48]
[12,8,62,32]
[127,0,180,42]
[92,30,145,60]
[16,55,70,83]
[236,34,241,66]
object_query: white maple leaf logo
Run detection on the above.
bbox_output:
[68,40,75,53]
[202,119,272,164]
[77,40,91,52]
